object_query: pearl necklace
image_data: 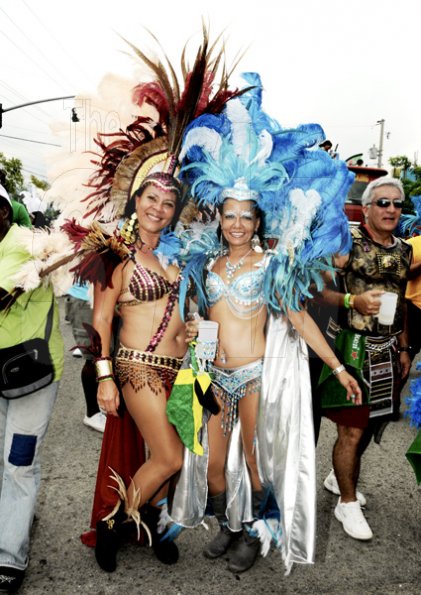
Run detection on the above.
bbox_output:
[225,248,252,282]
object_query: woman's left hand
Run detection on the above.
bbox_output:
[185,318,200,343]
[336,369,363,405]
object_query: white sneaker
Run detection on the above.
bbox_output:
[72,347,83,358]
[83,412,106,433]
[324,469,367,506]
[334,499,373,540]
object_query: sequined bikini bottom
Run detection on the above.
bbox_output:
[115,344,183,395]
[208,359,263,434]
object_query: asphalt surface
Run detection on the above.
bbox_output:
[18,298,420,594]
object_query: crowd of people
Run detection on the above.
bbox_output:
[1,31,420,593]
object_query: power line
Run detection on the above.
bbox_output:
[0,5,78,92]
[0,29,70,93]
[0,134,61,147]
[21,0,92,82]
[22,167,48,179]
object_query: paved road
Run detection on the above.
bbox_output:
[19,299,420,594]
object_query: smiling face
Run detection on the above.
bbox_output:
[362,184,403,235]
[135,182,177,236]
[220,198,260,249]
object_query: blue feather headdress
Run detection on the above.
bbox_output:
[178,73,354,312]
[398,195,421,238]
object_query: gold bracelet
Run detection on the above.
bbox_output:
[349,294,356,309]
[95,358,113,380]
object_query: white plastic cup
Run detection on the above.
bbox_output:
[195,321,219,361]
[198,320,219,342]
[376,291,398,325]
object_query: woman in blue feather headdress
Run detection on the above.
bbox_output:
[168,74,362,574]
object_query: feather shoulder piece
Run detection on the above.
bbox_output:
[177,222,219,318]
[61,219,131,289]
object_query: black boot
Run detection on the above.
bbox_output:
[203,492,241,559]
[227,529,260,573]
[95,501,126,572]
[227,490,265,574]
[141,503,179,565]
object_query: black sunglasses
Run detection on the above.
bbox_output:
[370,198,404,209]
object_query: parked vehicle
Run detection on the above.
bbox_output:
[344,165,388,224]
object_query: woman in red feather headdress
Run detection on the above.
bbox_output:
[64,26,244,572]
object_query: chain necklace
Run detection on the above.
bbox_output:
[136,236,157,253]
[225,248,252,282]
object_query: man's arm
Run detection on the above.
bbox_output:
[407,258,421,280]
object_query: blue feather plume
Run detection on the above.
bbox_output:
[405,362,421,429]
[398,195,421,237]
[177,226,219,319]
[155,228,181,264]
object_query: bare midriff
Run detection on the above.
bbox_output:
[210,300,267,368]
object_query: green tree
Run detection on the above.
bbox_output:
[0,152,25,198]
[389,155,412,172]
[30,174,49,191]
[389,155,421,213]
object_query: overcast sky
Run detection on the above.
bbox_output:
[1,0,420,188]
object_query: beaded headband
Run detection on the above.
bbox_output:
[136,172,182,198]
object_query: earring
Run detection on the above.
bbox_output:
[120,212,138,245]
[219,228,226,256]
[251,233,263,253]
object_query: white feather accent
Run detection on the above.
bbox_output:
[157,503,171,535]
[276,188,321,255]
[179,127,222,161]
[225,99,252,160]
[251,130,273,166]
[253,518,283,558]
[12,261,42,292]
[48,266,74,296]
[12,228,75,294]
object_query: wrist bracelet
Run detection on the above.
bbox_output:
[332,364,346,376]
[98,375,114,383]
[343,293,351,309]
[349,294,356,309]
[398,346,410,353]
[95,358,113,380]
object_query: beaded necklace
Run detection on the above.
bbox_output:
[225,248,252,282]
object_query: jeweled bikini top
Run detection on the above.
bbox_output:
[206,264,265,318]
[119,260,175,304]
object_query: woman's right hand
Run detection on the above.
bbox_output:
[335,369,363,405]
[97,378,120,417]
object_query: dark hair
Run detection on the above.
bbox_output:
[217,200,265,246]
[0,196,12,222]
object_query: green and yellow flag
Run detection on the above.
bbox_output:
[166,344,214,455]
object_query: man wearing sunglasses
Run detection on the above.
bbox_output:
[318,177,412,542]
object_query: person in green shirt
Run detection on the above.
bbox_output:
[0,183,63,593]
[11,198,32,227]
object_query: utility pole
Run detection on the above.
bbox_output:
[376,118,385,168]
[0,96,75,128]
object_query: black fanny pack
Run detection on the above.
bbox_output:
[0,298,55,399]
